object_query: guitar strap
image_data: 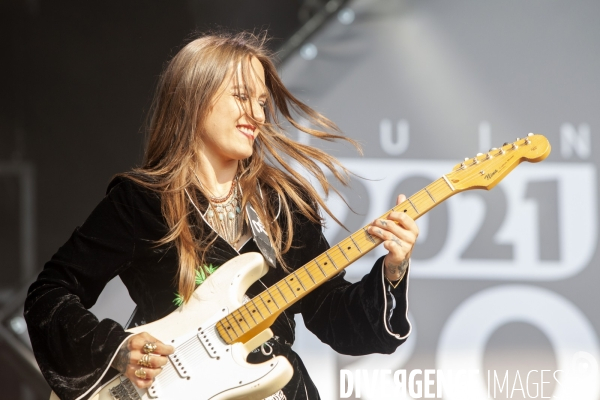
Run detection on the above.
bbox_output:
[246,203,276,268]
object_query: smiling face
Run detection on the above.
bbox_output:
[199,56,268,168]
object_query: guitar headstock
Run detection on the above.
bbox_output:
[446,133,551,192]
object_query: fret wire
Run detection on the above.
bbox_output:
[424,187,436,203]
[349,235,362,253]
[292,271,307,291]
[251,298,266,320]
[325,252,338,270]
[243,304,258,324]
[234,309,250,330]
[258,296,273,314]
[222,315,240,337]
[304,266,317,284]
[407,197,420,214]
[337,243,350,261]
[414,186,440,205]
[274,284,289,302]
[265,289,281,309]
[283,278,298,297]
[227,314,244,336]
[314,259,328,277]
[218,321,234,341]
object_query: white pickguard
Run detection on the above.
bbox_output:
[50,252,293,400]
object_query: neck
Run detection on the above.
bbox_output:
[195,153,238,198]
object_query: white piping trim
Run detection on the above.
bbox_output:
[258,184,281,220]
[381,259,412,340]
[74,335,132,400]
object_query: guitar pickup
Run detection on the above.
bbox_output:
[147,378,162,399]
[168,352,190,379]
[198,327,221,359]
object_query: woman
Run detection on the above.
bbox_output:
[24,31,418,400]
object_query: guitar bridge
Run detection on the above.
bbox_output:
[109,377,142,400]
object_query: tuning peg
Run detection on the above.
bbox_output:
[503,142,510,146]
[472,158,480,165]
[516,137,520,141]
[524,137,531,145]
[485,153,492,160]
[528,133,534,137]
[511,143,518,150]
[476,153,483,156]
[464,157,469,161]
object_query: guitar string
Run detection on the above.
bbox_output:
[153,325,220,387]
[216,181,455,333]
[217,144,523,335]
[217,179,453,328]
[222,183,461,331]
[221,143,528,337]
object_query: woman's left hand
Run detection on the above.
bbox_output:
[368,194,419,282]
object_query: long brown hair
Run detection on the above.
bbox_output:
[123,31,359,302]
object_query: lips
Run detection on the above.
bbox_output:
[237,124,256,139]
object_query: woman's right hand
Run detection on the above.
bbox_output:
[111,332,175,389]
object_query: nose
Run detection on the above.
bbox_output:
[250,98,266,124]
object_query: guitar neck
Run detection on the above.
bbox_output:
[216,176,456,344]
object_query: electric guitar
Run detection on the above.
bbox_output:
[51,134,551,400]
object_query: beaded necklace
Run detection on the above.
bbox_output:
[201,177,243,245]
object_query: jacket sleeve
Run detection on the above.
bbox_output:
[290,211,412,356]
[24,180,137,400]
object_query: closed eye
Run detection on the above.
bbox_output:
[234,93,249,101]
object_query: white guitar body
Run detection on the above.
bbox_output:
[51,252,293,400]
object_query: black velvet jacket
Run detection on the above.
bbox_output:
[24,178,411,400]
